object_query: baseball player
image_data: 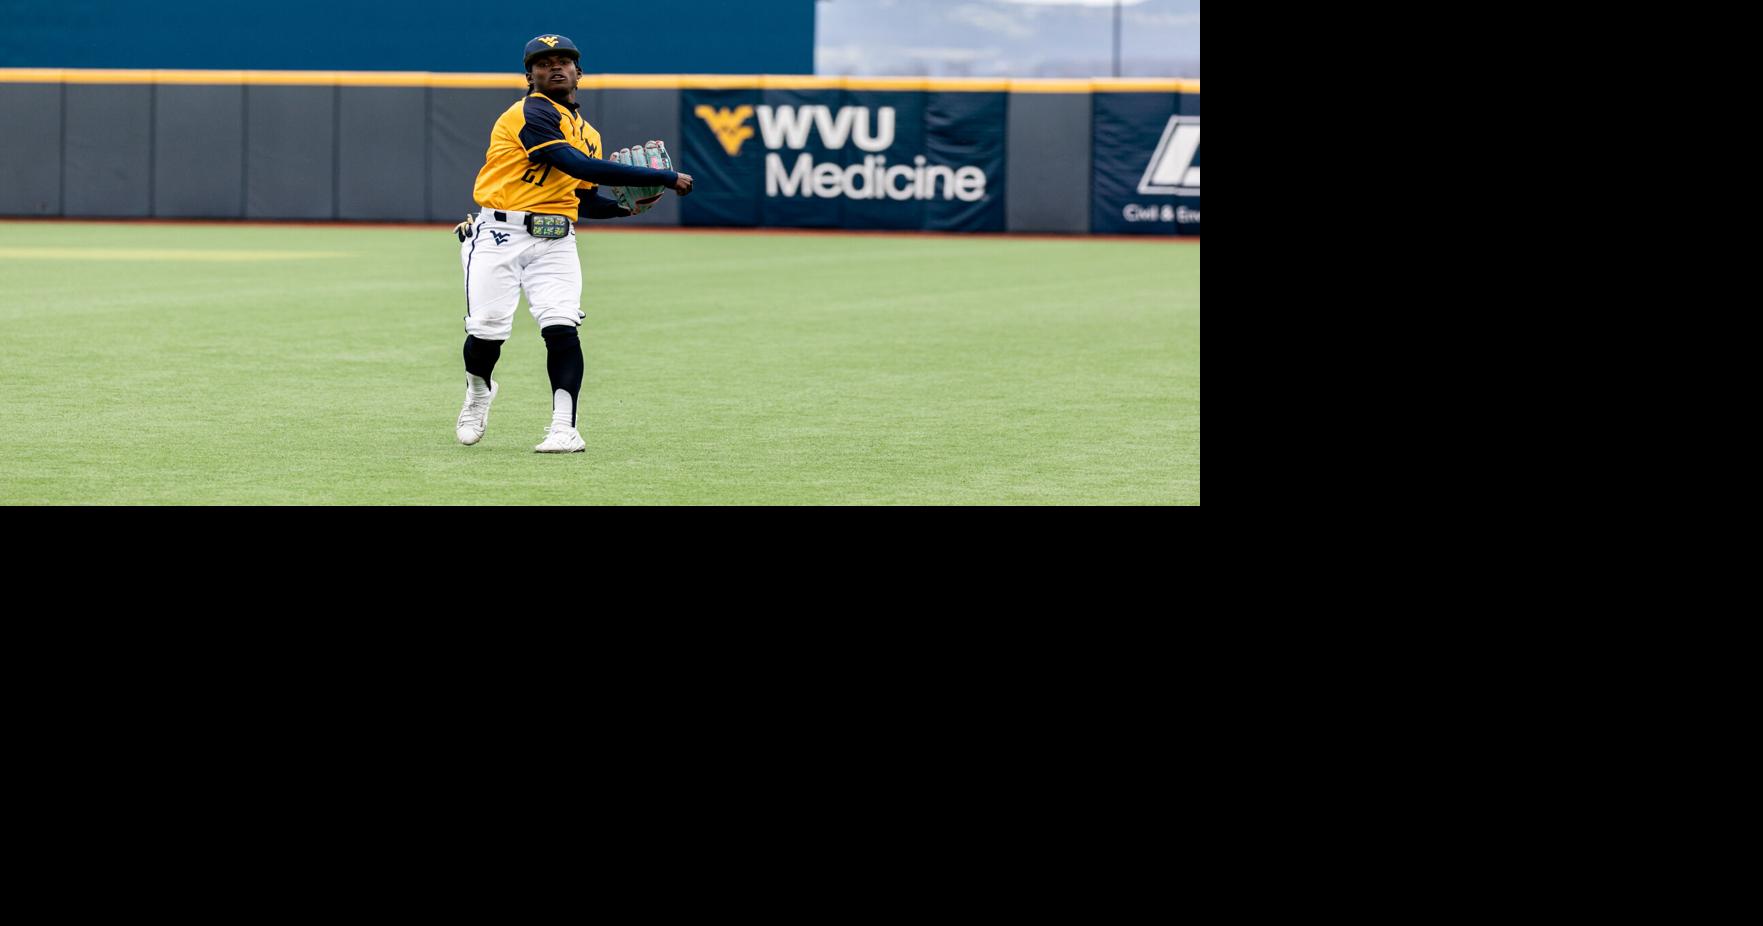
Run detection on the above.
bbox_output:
[454,33,694,453]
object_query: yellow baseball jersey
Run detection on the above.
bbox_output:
[472,93,604,221]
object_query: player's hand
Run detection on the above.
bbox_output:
[672,173,694,196]
[453,215,473,242]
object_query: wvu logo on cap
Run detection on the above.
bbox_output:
[695,105,755,157]
[538,35,560,47]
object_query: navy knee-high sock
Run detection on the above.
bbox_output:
[541,325,583,428]
[463,335,503,391]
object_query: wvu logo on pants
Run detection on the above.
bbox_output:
[695,106,756,157]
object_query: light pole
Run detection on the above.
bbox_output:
[1113,0,1123,78]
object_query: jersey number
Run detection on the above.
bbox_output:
[522,162,553,186]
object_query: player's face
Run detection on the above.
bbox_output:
[529,54,580,90]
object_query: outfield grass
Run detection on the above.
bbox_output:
[0,222,1198,505]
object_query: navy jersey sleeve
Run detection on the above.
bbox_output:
[532,144,680,188]
[518,97,568,155]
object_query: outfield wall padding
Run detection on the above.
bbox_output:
[154,83,246,218]
[1005,92,1091,234]
[0,72,1198,235]
[0,83,62,216]
[246,86,336,220]
[61,84,154,218]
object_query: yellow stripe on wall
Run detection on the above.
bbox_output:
[0,69,1198,93]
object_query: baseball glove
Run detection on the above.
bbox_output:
[611,141,672,215]
[453,214,473,242]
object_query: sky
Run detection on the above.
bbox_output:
[815,0,1201,78]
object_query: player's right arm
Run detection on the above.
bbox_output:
[520,99,693,194]
[533,144,692,193]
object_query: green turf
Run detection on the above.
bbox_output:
[0,222,1198,505]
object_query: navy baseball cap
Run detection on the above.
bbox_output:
[524,34,581,69]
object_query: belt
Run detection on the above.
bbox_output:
[477,208,572,227]
[477,208,574,240]
[480,208,566,223]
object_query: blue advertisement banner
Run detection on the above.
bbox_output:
[681,88,1007,232]
[1092,91,1201,236]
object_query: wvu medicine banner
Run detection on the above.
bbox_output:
[1092,91,1202,236]
[681,89,1008,232]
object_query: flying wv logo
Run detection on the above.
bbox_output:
[695,105,755,157]
[490,231,510,245]
[1138,116,1201,197]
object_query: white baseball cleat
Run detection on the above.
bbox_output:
[456,379,499,445]
[534,425,585,453]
